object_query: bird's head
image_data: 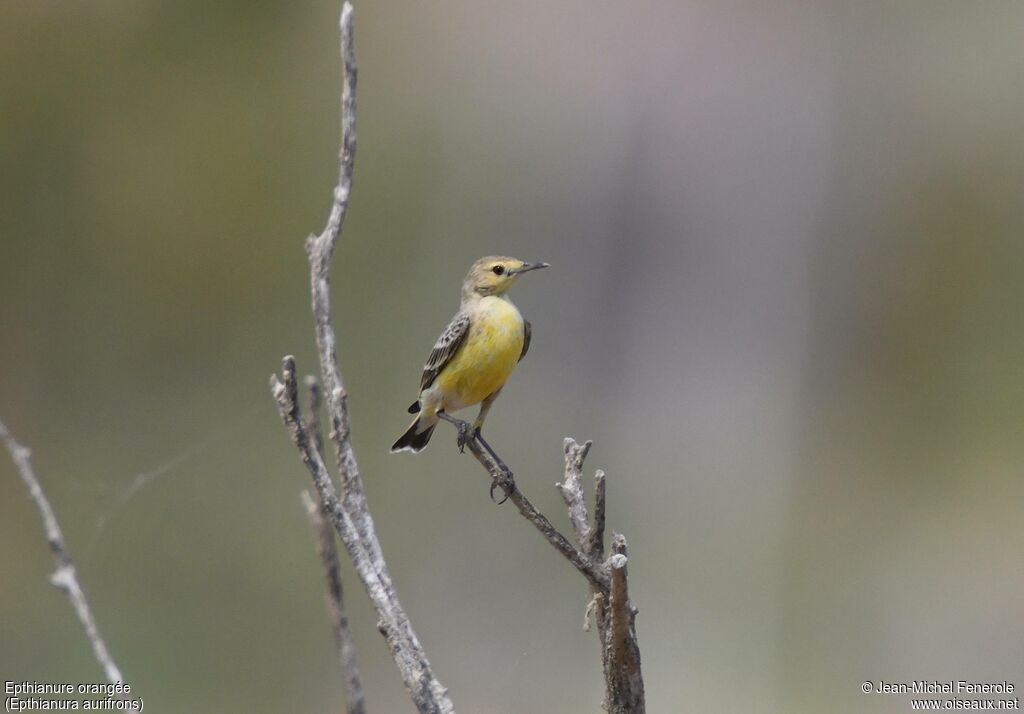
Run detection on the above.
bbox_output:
[463,256,549,298]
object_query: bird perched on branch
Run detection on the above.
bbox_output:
[391,256,549,455]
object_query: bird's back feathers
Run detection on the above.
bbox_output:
[420,313,471,391]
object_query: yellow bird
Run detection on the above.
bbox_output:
[391,256,549,454]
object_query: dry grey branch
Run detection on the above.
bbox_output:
[305,375,326,459]
[588,469,606,561]
[302,491,366,714]
[558,438,594,551]
[461,434,608,592]
[604,535,645,713]
[304,366,367,713]
[303,370,366,712]
[1,419,126,688]
[270,4,454,712]
[458,432,645,713]
[274,361,452,714]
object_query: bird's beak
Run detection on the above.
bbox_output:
[512,261,550,275]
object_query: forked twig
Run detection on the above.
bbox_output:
[302,491,367,714]
[450,427,646,713]
[270,3,454,712]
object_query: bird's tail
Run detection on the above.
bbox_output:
[390,414,438,454]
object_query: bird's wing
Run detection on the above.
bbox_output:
[519,319,532,362]
[419,312,471,391]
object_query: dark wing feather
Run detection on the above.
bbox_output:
[519,319,532,362]
[420,313,471,390]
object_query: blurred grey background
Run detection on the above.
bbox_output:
[3,1,1023,712]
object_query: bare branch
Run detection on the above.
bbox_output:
[603,535,645,713]
[271,4,453,710]
[587,469,606,561]
[304,367,357,713]
[307,0,357,484]
[307,1,357,275]
[1,419,125,687]
[273,360,453,713]
[304,369,364,712]
[305,375,325,459]
[557,438,594,550]
[461,434,608,592]
[302,491,366,714]
[452,427,645,712]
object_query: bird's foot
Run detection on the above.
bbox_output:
[455,419,473,454]
[437,411,475,453]
[473,429,513,503]
[489,468,515,504]
[438,412,514,502]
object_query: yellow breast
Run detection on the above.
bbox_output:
[433,297,524,410]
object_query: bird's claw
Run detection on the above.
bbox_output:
[455,420,473,453]
[489,480,509,504]
[489,467,514,504]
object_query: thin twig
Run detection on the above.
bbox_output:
[587,469,606,561]
[453,427,645,712]
[302,491,366,714]
[305,375,325,459]
[461,434,609,592]
[271,5,454,711]
[273,361,452,713]
[303,376,364,711]
[557,438,594,551]
[1,419,125,687]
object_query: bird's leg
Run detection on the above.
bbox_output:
[439,410,514,503]
[473,389,500,439]
[474,433,514,504]
[473,429,504,467]
[472,391,515,503]
[472,434,514,504]
[437,411,473,453]
[473,390,505,460]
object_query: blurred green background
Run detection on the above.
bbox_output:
[3,1,1023,712]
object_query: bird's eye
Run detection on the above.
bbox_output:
[492,265,505,275]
